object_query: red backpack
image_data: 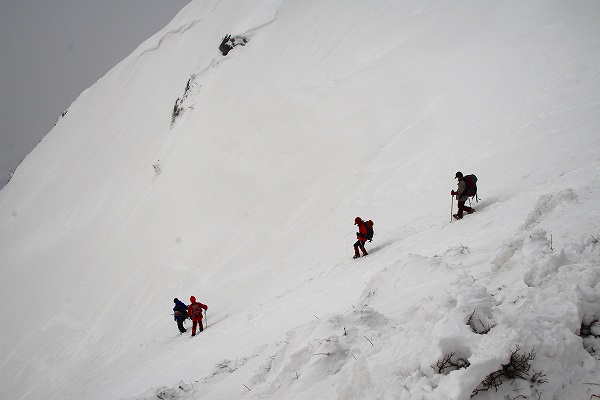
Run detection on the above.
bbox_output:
[189,303,204,319]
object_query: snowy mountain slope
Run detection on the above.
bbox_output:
[1,0,600,399]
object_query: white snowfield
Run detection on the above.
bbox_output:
[1,1,600,399]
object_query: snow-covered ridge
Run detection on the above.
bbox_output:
[1,1,599,399]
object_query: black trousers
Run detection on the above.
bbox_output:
[176,319,186,333]
[457,200,474,218]
[354,240,367,254]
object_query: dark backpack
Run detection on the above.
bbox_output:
[365,220,374,241]
[174,302,188,319]
[463,174,478,198]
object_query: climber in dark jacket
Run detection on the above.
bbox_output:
[173,298,188,333]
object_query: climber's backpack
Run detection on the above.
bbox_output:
[463,174,478,198]
[365,220,374,241]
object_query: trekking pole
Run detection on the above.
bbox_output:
[204,310,208,328]
[450,194,454,223]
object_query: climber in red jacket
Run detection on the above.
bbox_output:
[188,295,208,336]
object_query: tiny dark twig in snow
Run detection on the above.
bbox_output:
[580,317,600,338]
[243,384,251,391]
[470,345,545,397]
[434,352,470,374]
[364,335,374,346]
[531,370,548,384]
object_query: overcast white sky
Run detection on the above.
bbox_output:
[0,0,191,189]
